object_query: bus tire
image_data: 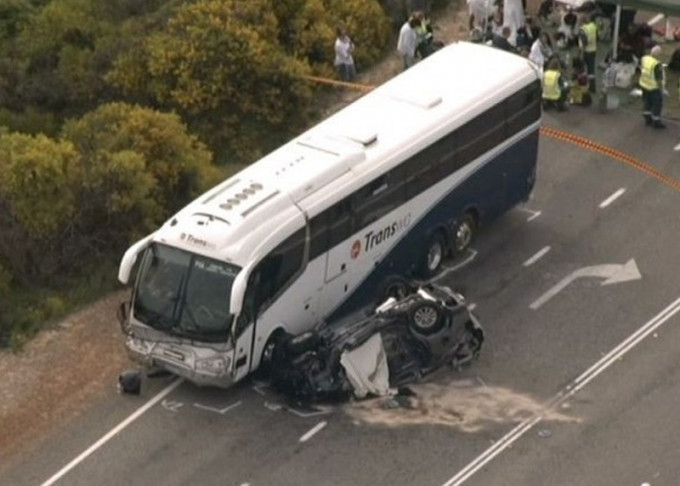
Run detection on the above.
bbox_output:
[452,212,476,255]
[257,330,288,379]
[421,232,446,278]
[409,301,444,335]
[378,275,413,302]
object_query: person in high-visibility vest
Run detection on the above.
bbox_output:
[578,14,598,93]
[542,58,568,111]
[639,45,665,129]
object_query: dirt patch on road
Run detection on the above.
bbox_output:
[345,379,577,432]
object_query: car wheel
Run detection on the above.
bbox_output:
[452,212,476,255]
[409,302,444,335]
[378,275,413,302]
[421,232,446,278]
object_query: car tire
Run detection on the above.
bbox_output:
[452,212,476,256]
[378,275,413,302]
[409,301,444,335]
[420,232,446,278]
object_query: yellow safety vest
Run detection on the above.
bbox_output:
[581,22,597,53]
[639,55,659,90]
[542,70,562,100]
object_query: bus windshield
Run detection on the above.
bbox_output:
[133,243,241,342]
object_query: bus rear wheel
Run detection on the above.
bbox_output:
[421,232,446,278]
[452,213,476,255]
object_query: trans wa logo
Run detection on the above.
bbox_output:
[350,214,412,259]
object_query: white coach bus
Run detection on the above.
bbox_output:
[117,41,542,388]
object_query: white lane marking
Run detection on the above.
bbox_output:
[523,246,551,267]
[252,382,270,396]
[441,296,680,486]
[468,303,477,312]
[674,142,680,152]
[193,401,242,414]
[299,421,328,443]
[161,399,183,412]
[517,207,541,221]
[41,378,184,486]
[599,188,626,208]
[287,406,332,418]
[434,249,477,281]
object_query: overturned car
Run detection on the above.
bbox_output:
[269,283,484,401]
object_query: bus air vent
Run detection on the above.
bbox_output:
[390,91,442,109]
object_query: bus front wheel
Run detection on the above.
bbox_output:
[452,213,476,255]
[258,331,288,379]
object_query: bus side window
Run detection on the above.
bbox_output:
[353,175,406,227]
[327,200,353,248]
[250,228,306,311]
[402,151,440,199]
[506,81,541,137]
[309,212,329,261]
[458,102,506,164]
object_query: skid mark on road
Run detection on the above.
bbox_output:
[541,126,680,192]
[344,380,575,432]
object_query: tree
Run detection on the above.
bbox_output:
[61,102,220,236]
[108,0,315,162]
[0,131,81,281]
[0,103,219,283]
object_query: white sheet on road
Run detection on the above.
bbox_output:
[340,333,390,398]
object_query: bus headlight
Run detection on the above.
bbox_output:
[195,356,230,375]
[127,335,153,354]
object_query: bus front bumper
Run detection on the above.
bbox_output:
[125,335,236,388]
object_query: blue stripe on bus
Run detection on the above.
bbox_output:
[328,128,539,321]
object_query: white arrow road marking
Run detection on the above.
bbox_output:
[530,259,641,310]
[193,401,242,414]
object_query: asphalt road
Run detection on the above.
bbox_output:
[4,105,680,486]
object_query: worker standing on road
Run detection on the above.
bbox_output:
[397,14,420,70]
[639,45,666,129]
[578,13,598,94]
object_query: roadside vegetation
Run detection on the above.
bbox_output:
[0,0,451,348]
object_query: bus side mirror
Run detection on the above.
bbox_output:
[118,235,153,284]
[117,301,131,333]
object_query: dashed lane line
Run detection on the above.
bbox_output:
[440,295,680,486]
